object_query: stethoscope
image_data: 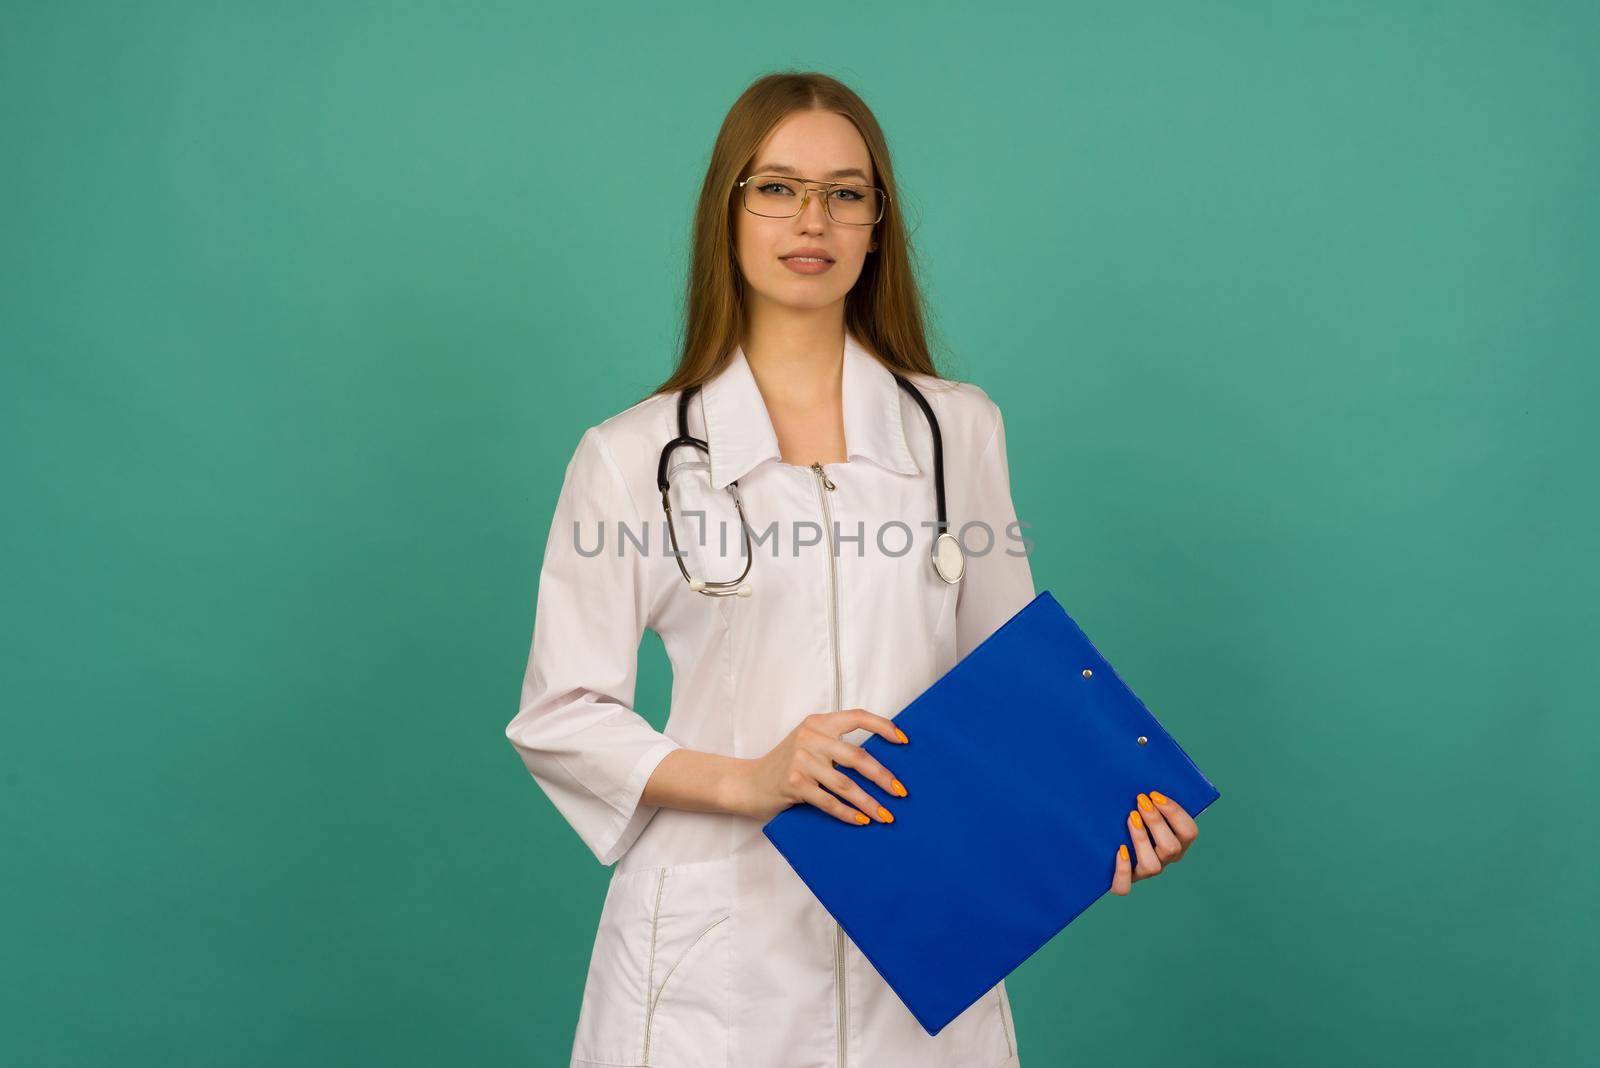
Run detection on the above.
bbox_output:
[656,374,966,597]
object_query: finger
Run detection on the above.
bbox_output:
[1149,790,1199,852]
[1128,807,1162,879]
[820,735,907,799]
[799,782,873,826]
[1136,792,1184,865]
[822,765,895,824]
[1110,844,1132,896]
[800,752,891,824]
[837,707,909,746]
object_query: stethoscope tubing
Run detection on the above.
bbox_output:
[657,370,957,595]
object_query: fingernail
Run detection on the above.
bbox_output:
[1150,790,1169,805]
[1138,793,1153,813]
[894,728,908,744]
[1118,844,1129,862]
[876,806,893,823]
[854,813,869,825]
[890,779,907,797]
[1130,810,1143,830]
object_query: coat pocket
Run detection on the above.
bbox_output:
[572,855,736,1067]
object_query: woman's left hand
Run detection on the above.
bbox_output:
[1110,790,1198,896]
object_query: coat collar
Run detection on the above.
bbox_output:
[699,331,922,489]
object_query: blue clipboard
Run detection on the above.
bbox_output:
[762,589,1222,1036]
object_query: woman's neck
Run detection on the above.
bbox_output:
[741,314,847,408]
[741,314,850,465]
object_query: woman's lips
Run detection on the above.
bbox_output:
[780,256,834,275]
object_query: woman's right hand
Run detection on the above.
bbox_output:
[735,709,910,825]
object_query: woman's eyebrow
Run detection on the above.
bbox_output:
[751,163,871,182]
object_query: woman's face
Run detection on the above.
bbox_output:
[733,109,878,315]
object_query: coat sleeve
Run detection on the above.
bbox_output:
[954,399,1037,661]
[505,425,683,866]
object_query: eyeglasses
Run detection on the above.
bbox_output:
[736,174,887,226]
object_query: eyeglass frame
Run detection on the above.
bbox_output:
[735,173,890,226]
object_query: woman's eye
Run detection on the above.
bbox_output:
[760,183,795,196]
[831,188,862,201]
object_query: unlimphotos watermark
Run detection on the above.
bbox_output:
[568,514,1033,560]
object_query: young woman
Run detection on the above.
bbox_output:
[506,71,1199,1068]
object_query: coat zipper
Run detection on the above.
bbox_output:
[809,461,846,1068]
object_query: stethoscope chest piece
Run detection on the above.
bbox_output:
[932,530,965,584]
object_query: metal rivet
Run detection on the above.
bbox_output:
[1136,736,1148,746]
[1081,668,1092,679]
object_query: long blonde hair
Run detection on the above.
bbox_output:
[644,71,946,402]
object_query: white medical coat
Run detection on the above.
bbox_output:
[507,331,1035,1067]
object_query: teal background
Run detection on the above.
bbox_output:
[4,2,1596,1064]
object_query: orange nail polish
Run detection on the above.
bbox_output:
[1138,793,1153,813]
[1118,844,1129,862]
[854,813,869,825]
[877,806,893,823]
[1150,791,1169,805]
[891,779,906,797]
[894,728,908,744]
[1130,810,1144,830]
